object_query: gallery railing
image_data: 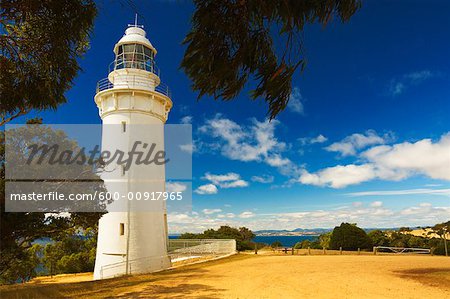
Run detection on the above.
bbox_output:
[96,77,171,98]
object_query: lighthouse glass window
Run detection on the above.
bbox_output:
[116,44,154,71]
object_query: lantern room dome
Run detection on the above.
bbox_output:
[113,26,157,55]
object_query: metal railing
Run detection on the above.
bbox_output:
[100,254,169,279]
[373,246,431,254]
[98,239,236,279]
[96,77,171,98]
[109,59,161,76]
[168,239,236,260]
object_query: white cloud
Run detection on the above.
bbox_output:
[218,212,236,219]
[180,116,192,124]
[400,203,450,217]
[199,115,298,175]
[167,203,450,233]
[389,82,404,96]
[346,188,450,197]
[166,182,187,193]
[239,211,255,218]
[202,172,249,189]
[194,184,218,195]
[265,154,291,167]
[179,143,194,154]
[370,201,383,208]
[203,172,240,184]
[299,132,450,188]
[311,134,328,144]
[287,87,304,114]
[300,134,328,145]
[405,70,434,82]
[251,175,274,184]
[299,164,376,188]
[202,208,222,215]
[220,180,249,188]
[167,213,192,223]
[361,134,450,181]
[389,70,436,96]
[352,202,363,207]
[325,130,391,156]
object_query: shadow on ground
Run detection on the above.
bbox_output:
[0,256,252,299]
[395,267,450,291]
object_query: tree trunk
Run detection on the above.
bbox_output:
[444,234,448,257]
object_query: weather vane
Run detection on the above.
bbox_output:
[128,13,144,28]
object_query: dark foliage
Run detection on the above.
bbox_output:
[0,119,103,283]
[43,228,97,276]
[0,0,97,125]
[367,230,391,247]
[179,225,255,251]
[181,0,361,119]
[330,223,372,250]
[271,241,283,248]
[367,223,450,256]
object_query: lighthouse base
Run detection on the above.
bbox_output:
[93,211,172,280]
[94,254,171,280]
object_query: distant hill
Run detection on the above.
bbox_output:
[254,227,403,236]
[254,228,331,236]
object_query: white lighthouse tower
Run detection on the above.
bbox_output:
[93,23,172,280]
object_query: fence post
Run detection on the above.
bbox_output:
[373,247,377,255]
[308,246,311,255]
[291,247,294,255]
[254,243,258,255]
[323,247,326,255]
[358,248,361,255]
[340,247,342,255]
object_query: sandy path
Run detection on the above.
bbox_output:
[2,254,449,298]
[113,255,450,299]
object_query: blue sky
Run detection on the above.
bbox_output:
[12,0,450,232]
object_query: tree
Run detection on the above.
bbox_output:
[239,227,255,241]
[329,223,372,251]
[179,225,256,251]
[428,221,450,256]
[179,225,255,251]
[0,0,97,125]
[0,119,104,282]
[43,227,97,275]
[319,232,332,249]
[368,230,390,247]
[0,243,42,284]
[399,227,412,233]
[294,240,310,249]
[271,241,283,248]
[181,0,361,119]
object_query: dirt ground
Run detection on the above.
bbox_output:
[1,254,449,299]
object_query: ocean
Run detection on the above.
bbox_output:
[252,235,318,247]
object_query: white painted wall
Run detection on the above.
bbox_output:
[93,27,172,280]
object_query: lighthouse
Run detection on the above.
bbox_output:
[93,23,172,280]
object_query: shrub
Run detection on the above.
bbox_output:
[368,230,390,247]
[179,225,255,251]
[330,223,372,250]
[271,241,283,248]
[431,240,450,256]
[294,240,310,249]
